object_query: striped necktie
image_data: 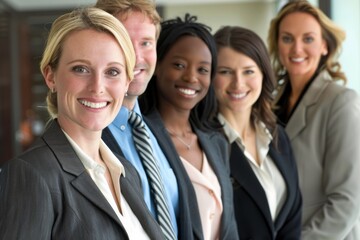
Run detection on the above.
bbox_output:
[128,111,176,240]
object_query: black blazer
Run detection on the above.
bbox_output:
[103,111,204,240]
[0,120,164,240]
[143,110,239,240]
[230,125,302,240]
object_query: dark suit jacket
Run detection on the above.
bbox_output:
[143,110,239,240]
[103,110,204,240]
[0,120,164,240]
[230,125,302,240]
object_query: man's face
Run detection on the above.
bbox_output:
[118,11,157,99]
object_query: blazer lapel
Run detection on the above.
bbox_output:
[144,110,204,240]
[42,120,124,227]
[120,169,164,240]
[230,142,274,231]
[196,129,235,238]
[102,127,125,157]
[286,71,331,140]
[268,144,291,230]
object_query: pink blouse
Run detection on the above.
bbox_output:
[180,153,223,240]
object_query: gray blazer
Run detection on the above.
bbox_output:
[144,110,239,240]
[0,120,164,240]
[275,70,360,240]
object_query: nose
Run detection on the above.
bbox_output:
[233,71,245,88]
[133,45,143,64]
[88,73,104,94]
[182,67,197,83]
[291,39,303,54]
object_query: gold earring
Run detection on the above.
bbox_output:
[51,88,56,93]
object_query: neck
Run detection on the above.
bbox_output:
[220,108,253,140]
[158,102,191,133]
[122,96,137,110]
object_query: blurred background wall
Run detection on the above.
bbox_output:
[0,0,359,162]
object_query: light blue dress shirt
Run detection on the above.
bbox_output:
[108,101,179,236]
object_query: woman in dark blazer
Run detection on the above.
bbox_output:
[0,8,163,240]
[139,14,238,240]
[213,26,302,239]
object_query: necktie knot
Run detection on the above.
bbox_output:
[128,111,145,129]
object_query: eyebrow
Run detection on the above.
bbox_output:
[67,59,125,67]
[280,31,318,35]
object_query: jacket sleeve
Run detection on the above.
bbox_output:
[301,89,360,239]
[0,158,54,240]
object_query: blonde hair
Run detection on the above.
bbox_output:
[268,0,346,83]
[95,0,161,39]
[40,7,135,118]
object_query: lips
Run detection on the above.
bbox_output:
[79,99,108,109]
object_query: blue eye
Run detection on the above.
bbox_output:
[72,66,89,73]
[107,68,120,77]
[304,36,314,43]
[141,41,153,47]
[281,35,293,43]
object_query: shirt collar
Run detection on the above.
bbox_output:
[217,113,272,147]
[62,130,125,177]
[111,100,142,129]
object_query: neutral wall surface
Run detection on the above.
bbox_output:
[163,2,276,42]
[332,0,360,93]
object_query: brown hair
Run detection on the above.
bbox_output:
[214,26,278,137]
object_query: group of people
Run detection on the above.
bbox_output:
[1,0,360,239]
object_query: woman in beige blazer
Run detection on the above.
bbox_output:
[268,1,360,239]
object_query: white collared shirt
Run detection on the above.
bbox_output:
[218,115,287,220]
[63,131,149,240]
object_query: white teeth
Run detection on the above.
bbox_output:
[230,92,247,99]
[80,100,107,109]
[291,57,304,62]
[178,88,196,95]
[133,69,141,76]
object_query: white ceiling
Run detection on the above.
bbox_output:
[3,0,275,11]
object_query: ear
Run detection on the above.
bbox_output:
[43,65,56,90]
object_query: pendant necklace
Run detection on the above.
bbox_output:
[166,128,194,150]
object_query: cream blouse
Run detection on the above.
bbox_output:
[180,153,222,240]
